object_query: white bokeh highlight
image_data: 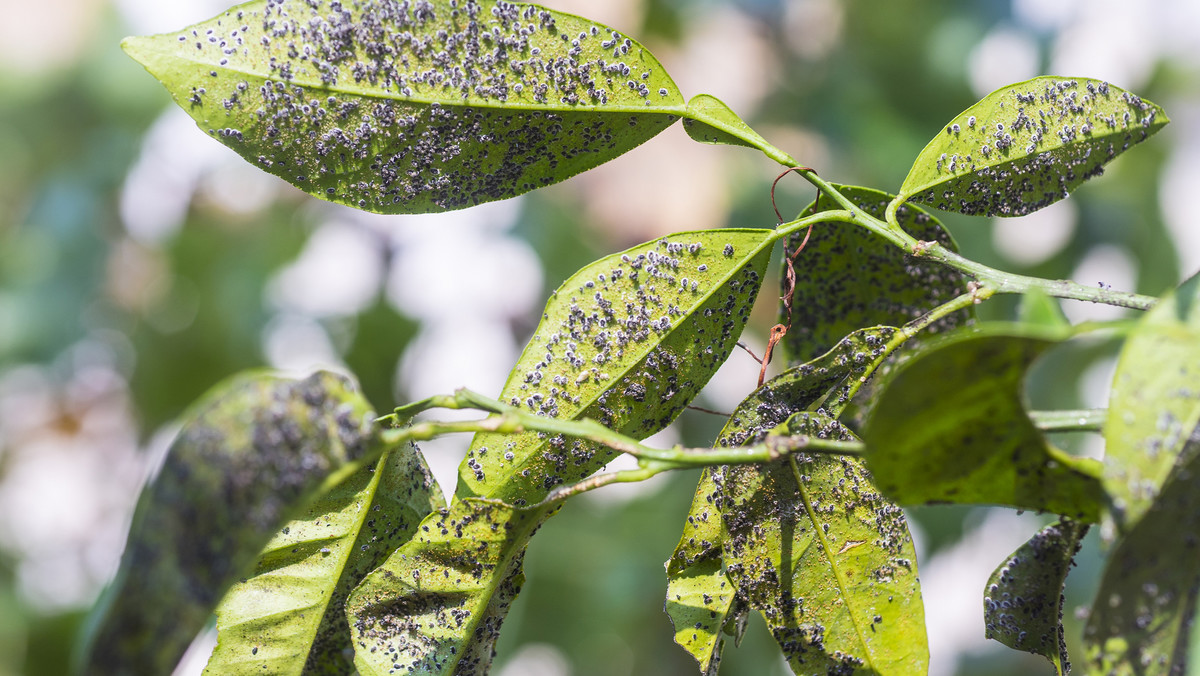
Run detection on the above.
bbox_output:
[992,198,1078,266]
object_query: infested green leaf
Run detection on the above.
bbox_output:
[781,185,971,365]
[664,555,737,676]
[722,413,927,675]
[1103,272,1200,532]
[1085,437,1200,675]
[78,371,379,676]
[666,326,922,674]
[345,499,543,676]
[122,0,685,214]
[984,519,1089,675]
[682,94,794,164]
[203,439,443,675]
[899,77,1168,217]
[862,325,1108,520]
[458,228,777,504]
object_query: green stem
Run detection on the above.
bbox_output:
[773,162,1156,312]
[919,244,1157,310]
[776,167,918,250]
[839,289,988,406]
[386,389,864,467]
[1030,408,1107,433]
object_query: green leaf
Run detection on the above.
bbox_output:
[782,185,970,365]
[666,326,922,674]
[899,77,1169,217]
[78,371,380,676]
[861,325,1107,520]
[1085,436,1200,674]
[203,439,444,675]
[665,555,738,676]
[458,228,777,504]
[122,0,686,214]
[1102,272,1200,532]
[984,519,1089,675]
[682,94,795,165]
[722,413,928,675]
[345,499,543,676]
[1017,290,1071,331]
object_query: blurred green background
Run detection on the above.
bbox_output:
[1,0,1198,674]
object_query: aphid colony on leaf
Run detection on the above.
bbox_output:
[156,0,685,212]
[914,78,1163,216]
[458,234,769,504]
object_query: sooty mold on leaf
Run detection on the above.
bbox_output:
[123,0,686,213]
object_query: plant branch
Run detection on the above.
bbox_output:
[918,244,1157,310]
[1030,408,1107,433]
[386,388,864,469]
[776,167,918,250]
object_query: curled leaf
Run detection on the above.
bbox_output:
[984,520,1089,675]
[900,77,1168,217]
[203,440,443,675]
[862,325,1107,520]
[123,0,685,214]
[665,554,738,676]
[79,371,379,676]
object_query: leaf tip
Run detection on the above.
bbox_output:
[120,34,157,67]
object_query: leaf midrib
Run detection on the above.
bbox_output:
[790,454,879,673]
[131,37,688,117]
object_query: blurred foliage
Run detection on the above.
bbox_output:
[0,0,1194,674]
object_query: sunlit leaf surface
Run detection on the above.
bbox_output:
[782,185,970,365]
[665,555,737,676]
[346,499,541,676]
[459,228,776,504]
[203,441,443,675]
[80,371,379,676]
[900,77,1168,217]
[122,0,685,214]
[1103,273,1200,532]
[862,325,1107,520]
[984,519,1089,675]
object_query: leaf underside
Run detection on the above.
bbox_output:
[204,440,443,675]
[80,371,378,676]
[722,413,928,676]
[862,325,1107,521]
[984,519,1089,675]
[458,228,776,504]
[900,76,1169,217]
[782,185,970,366]
[122,0,685,214]
[346,499,543,676]
[1102,272,1200,533]
[666,326,928,675]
